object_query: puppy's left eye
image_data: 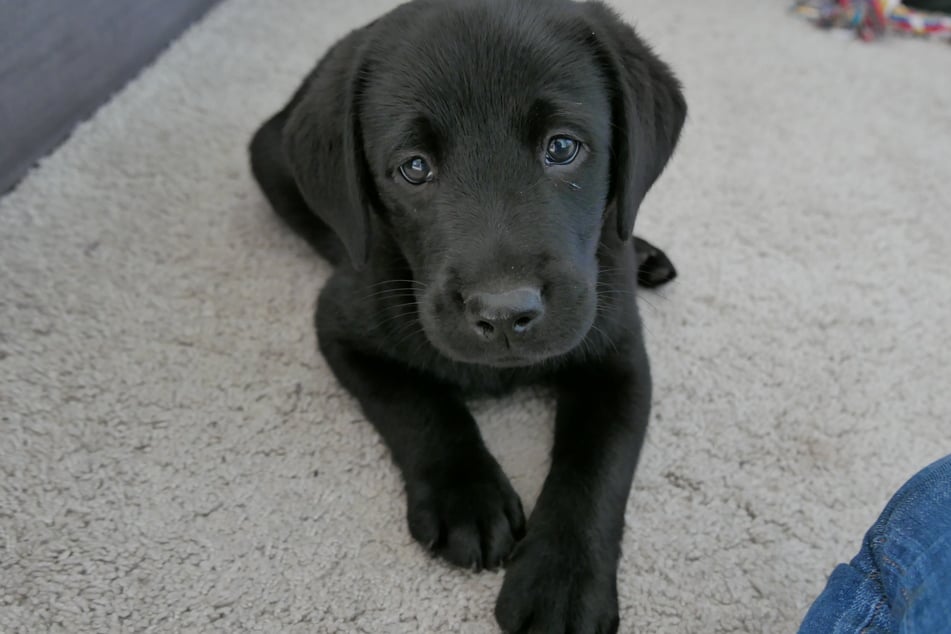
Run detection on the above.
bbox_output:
[545,136,580,166]
[399,156,434,185]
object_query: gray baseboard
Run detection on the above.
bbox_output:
[0,0,222,193]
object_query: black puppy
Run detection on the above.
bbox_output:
[250,0,685,631]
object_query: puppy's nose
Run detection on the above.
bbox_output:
[464,287,544,341]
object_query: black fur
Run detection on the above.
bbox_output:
[250,1,685,631]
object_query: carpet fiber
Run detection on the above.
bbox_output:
[2,1,949,631]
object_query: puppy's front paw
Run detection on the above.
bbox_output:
[405,454,525,570]
[495,530,619,634]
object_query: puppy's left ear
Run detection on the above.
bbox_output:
[582,2,687,240]
[282,25,377,269]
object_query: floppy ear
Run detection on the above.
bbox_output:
[282,27,375,269]
[582,2,687,240]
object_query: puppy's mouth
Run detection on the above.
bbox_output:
[427,338,576,368]
[456,351,546,369]
[489,354,536,367]
[418,284,596,368]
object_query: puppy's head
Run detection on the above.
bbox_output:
[285,0,686,367]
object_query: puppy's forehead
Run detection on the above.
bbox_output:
[363,1,607,141]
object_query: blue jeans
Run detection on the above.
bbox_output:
[798,454,951,633]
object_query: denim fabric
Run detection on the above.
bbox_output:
[799,454,951,633]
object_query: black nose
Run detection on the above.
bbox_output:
[464,287,544,341]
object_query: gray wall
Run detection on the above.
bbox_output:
[0,0,221,193]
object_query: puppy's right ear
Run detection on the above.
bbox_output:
[283,27,375,269]
[581,2,687,242]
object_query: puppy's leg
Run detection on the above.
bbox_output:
[249,108,347,265]
[633,235,677,288]
[495,339,650,633]
[317,313,525,571]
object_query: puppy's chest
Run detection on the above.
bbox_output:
[421,354,548,398]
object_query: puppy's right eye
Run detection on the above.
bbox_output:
[399,156,434,185]
[545,136,580,166]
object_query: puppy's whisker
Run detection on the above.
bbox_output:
[359,289,422,301]
[392,325,427,350]
[581,334,596,362]
[367,322,417,347]
[588,323,618,356]
[390,322,424,343]
[372,307,421,328]
[586,332,602,362]
[386,300,421,310]
[639,286,672,297]
[370,307,421,332]
[362,286,420,295]
[359,281,426,299]
[640,322,658,344]
[636,295,661,313]
[647,287,672,302]
[575,336,588,362]
[365,279,427,288]
[408,334,435,361]
[368,291,421,300]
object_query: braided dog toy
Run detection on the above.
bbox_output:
[794,0,951,40]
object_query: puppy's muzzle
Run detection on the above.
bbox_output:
[463,286,544,342]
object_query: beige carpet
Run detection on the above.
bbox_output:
[2,0,950,631]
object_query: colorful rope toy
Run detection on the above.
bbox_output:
[793,0,951,41]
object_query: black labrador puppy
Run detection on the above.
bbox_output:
[249,0,685,631]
